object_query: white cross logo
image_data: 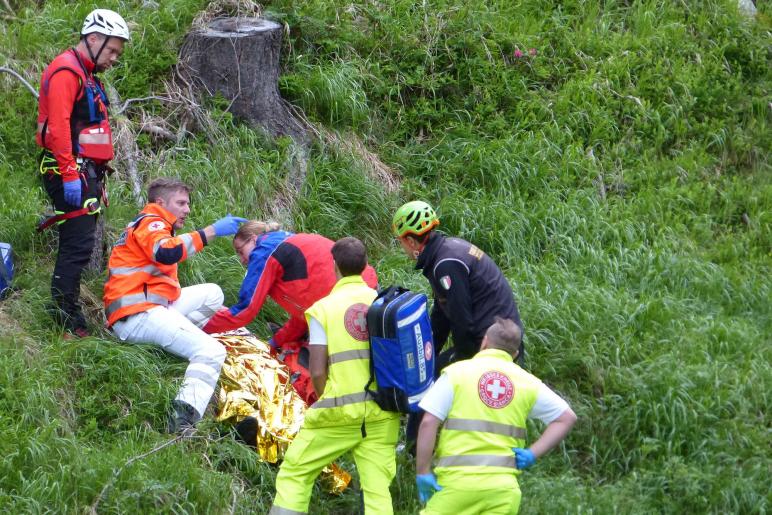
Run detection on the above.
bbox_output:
[486,379,506,399]
[354,311,367,332]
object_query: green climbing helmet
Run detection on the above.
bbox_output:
[392,201,439,237]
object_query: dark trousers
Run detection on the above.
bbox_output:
[42,170,102,331]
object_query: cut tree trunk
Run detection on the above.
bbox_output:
[87,215,106,272]
[179,17,309,146]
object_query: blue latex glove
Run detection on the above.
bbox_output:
[513,447,536,470]
[268,338,278,349]
[416,473,442,503]
[63,179,82,206]
[212,214,248,237]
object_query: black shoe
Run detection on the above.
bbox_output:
[167,400,199,434]
[234,416,259,447]
[63,327,91,340]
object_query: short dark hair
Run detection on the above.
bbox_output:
[82,32,106,43]
[331,237,367,277]
[485,317,522,357]
[147,178,191,204]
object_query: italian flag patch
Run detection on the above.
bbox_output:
[440,275,452,290]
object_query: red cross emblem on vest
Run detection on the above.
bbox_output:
[478,371,514,408]
[344,303,370,341]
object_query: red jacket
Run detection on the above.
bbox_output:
[37,48,113,180]
[203,232,377,345]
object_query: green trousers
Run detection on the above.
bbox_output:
[421,474,522,515]
[271,416,400,514]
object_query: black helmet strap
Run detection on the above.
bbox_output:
[84,34,111,70]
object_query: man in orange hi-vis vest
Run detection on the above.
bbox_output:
[103,177,246,432]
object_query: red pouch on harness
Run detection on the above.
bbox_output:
[77,119,114,161]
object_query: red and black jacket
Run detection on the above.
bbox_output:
[36,48,113,180]
[204,232,377,346]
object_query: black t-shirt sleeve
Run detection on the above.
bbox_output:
[433,259,477,357]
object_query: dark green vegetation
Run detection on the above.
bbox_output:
[1,0,770,513]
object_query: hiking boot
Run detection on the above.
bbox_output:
[167,400,200,434]
[234,416,259,448]
[63,327,91,340]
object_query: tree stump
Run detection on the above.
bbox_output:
[87,216,106,272]
[179,17,309,146]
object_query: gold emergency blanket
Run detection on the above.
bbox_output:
[213,330,350,494]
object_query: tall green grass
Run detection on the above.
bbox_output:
[1,0,769,512]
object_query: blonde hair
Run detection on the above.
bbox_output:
[234,220,282,241]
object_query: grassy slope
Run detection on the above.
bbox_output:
[1,0,770,513]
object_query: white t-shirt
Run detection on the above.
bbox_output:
[308,315,327,346]
[419,372,570,425]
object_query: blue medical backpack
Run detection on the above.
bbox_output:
[0,242,13,299]
[366,286,435,413]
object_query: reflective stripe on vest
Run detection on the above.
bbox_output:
[109,264,164,277]
[79,131,111,145]
[310,391,372,409]
[328,348,370,365]
[269,506,306,515]
[444,418,526,439]
[435,454,516,468]
[153,233,198,260]
[179,233,197,256]
[105,292,170,317]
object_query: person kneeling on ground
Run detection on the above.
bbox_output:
[203,221,377,346]
[415,317,577,514]
[270,237,400,515]
[103,177,247,432]
[202,221,377,403]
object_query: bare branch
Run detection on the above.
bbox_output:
[107,86,144,207]
[89,431,203,514]
[141,124,177,141]
[115,95,181,115]
[0,66,39,99]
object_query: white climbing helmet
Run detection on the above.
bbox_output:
[81,9,130,41]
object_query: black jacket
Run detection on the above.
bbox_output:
[416,232,522,360]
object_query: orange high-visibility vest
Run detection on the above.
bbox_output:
[103,203,206,326]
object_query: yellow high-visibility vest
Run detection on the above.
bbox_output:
[304,275,397,428]
[435,349,541,483]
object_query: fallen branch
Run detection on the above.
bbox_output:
[116,95,181,115]
[89,431,201,514]
[141,123,177,141]
[228,477,246,515]
[0,66,38,99]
